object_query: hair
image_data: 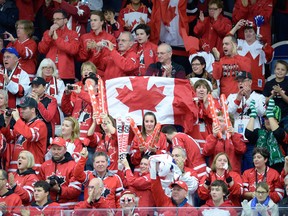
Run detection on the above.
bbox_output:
[34,180,51,192]
[142,154,150,160]
[100,114,116,140]
[141,112,157,139]
[194,79,212,94]
[93,151,109,162]
[134,24,151,36]
[119,31,134,42]
[0,89,8,108]
[161,125,177,134]
[0,169,8,180]
[275,60,288,73]
[159,43,172,53]
[211,180,228,196]
[253,147,270,164]
[61,117,80,142]
[15,20,34,38]
[19,150,35,168]
[36,58,58,78]
[191,55,206,67]
[90,10,105,22]
[211,152,232,172]
[172,146,187,159]
[103,7,115,14]
[81,61,97,75]
[208,0,224,8]
[53,9,68,19]
[256,182,269,192]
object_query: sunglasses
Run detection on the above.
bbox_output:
[120,197,134,204]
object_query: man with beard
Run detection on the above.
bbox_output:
[38,137,81,208]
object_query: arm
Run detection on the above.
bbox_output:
[59,176,82,200]
[5,70,30,96]
[37,98,58,122]
[38,31,53,54]
[203,134,218,156]
[10,39,37,60]
[212,16,232,37]
[151,176,171,207]
[73,148,89,183]
[231,133,247,154]
[61,91,74,116]
[125,169,151,190]
[232,0,249,23]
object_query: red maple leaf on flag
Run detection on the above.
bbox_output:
[131,19,138,28]
[161,4,177,27]
[116,77,165,115]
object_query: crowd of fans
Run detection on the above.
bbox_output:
[0,0,288,215]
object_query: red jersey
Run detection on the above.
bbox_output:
[242,167,284,203]
[212,54,251,98]
[172,133,207,179]
[0,190,22,215]
[29,201,62,216]
[38,152,81,207]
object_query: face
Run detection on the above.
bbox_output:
[87,180,102,200]
[90,14,103,31]
[101,116,112,132]
[117,33,133,52]
[0,171,6,190]
[191,59,205,75]
[210,186,225,202]
[136,29,149,44]
[208,3,221,18]
[139,158,149,174]
[274,63,288,80]
[131,0,141,4]
[31,84,46,97]
[253,153,267,169]
[0,93,6,108]
[93,156,108,173]
[284,178,288,195]
[51,145,66,161]
[164,133,173,142]
[215,154,228,170]
[172,148,186,168]
[263,117,272,131]
[61,120,73,137]
[104,11,114,21]
[196,85,208,100]
[42,65,54,78]
[255,186,269,203]
[17,152,29,171]
[3,52,18,70]
[82,65,94,78]
[171,185,187,203]
[120,194,137,209]
[20,107,33,121]
[144,115,156,133]
[237,78,252,91]
[157,45,172,64]
[53,12,66,28]
[34,187,48,203]
[16,24,27,38]
[244,28,256,43]
[222,37,234,56]
[217,116,226,132]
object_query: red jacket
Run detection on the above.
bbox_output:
[74,198,111,216]
[29,201,62,216]
[2,117,47,173]
[38,152,81,206]
[130,132,168,169]
[198,171,243,206]
[232,0,273,44]
[73,156,124,208]
[44,1,90,35]
[61,90,93,141]
[172,133,207,179]
[11,168,39,205]
[199,199,238,216]
[38,26,79,79]
[124,169,155,207]
[0,65,30,108]
[77,30,116,65]
[194,14,232,56]
[132,41,158,76]
[242,167,284,203]
[203,133,246,173]
[7,38,38,77]
[0,190,22,216]
[96,48,140,82]
[151,177,198,216]
[212,54,251,98]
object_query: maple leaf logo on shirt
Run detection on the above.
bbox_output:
[116,77,165,115]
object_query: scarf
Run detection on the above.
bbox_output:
[250,196,270,216]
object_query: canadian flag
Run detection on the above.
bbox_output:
[106,76,198,131]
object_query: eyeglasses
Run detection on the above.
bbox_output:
[256,191,268,195]
[87,186,95,189]
[209,8,219,11]
[42,66,53,69]
[116,39,129,43]
[120,197,134,204]
[52,18,65,22]
[157,52,170,56]
[191,63,201,66]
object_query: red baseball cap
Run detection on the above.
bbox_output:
[170,180,188,191]
[51,137,66,148]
